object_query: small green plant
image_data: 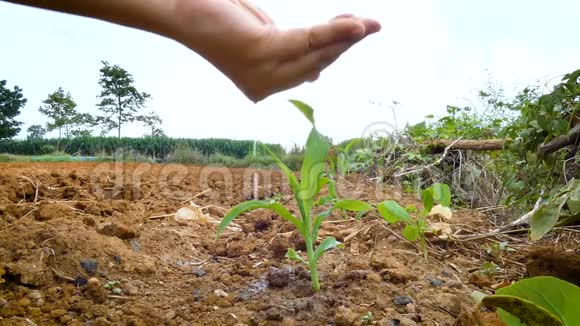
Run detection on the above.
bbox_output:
[360,311,373,325]
[485,241,516,259]
[479,261,502,277]
[377,183,452,258]
[472,276,580,326]
[103,280,122,294]
[217,100,373,291]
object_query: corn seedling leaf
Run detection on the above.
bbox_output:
[312,209,333,240]
[286,248,307,264]
[217,200,303,237]
[493,276,580,326]
[299,128,330,215]
[333,199,373,212]
[289,99,315,126]
[482,295,563,326]
[262,143,306,219]
[314,237,340,263]
[378,200,411,223]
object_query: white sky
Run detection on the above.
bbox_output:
[1,0,579,149]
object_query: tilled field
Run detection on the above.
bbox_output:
[0,162,572,326]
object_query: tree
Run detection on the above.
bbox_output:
[0,80,26,140]
[138,111,164,136]
[96,61,151,138]
[27,124,46,140]
[39,87,94,148]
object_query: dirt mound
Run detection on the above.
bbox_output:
[0,162,576,325]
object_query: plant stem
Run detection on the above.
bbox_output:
[305,238,320,291]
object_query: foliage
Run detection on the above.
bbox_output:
[0,80,26,140]
[96,61,151,138]
[39,87,94,143]
[0,136,284,160]
[377,183,452,258]
[40,144,56,155]
[137,111,164,137]
[528,178,580,240]
[474,276,580,326]
[217,100,374,291]
[502,70,580,209]
[27,124,46,140]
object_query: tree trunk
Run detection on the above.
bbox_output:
[426,139,509,154]
[57,127,62,152]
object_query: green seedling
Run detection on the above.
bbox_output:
[217,100,373,291]
[485,241,516,259]
[103,280,121,294]
[360,311,374,325]
[377,183,452,258]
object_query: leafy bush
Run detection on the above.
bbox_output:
[40,144,56,155]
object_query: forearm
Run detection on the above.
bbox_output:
[2,0,181,40]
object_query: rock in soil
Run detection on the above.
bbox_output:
[267,267,290,288]
[85,277,107,304]
[80,259,99,275]
[393,296,414,305]
[98,222,139,239]
[334,306,359,326]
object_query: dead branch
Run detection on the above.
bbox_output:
[426,139,509,154]
[395,137,463,178]
[539,123,580,157]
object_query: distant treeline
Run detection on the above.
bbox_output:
[0,136,286,159]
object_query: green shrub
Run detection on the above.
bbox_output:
[40,144,56,155]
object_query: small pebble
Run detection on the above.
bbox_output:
[393,296,413,306]
[427,276,444,287]
[213,289,228,298]
[80,259,99,275]
[192,266,206,277]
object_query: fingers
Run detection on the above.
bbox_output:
[273,41,353,88]
[272,16,379,59]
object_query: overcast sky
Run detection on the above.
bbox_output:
[1,0,579,148]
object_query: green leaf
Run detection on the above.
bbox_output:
[286,248,307,264]
[262,144,305,218]
[530,195,567,241]
[378,200,411,223]
[567,188,580,214]
[217,200,303,237]
[343,138,362,153]
[313,237,340,263]
[422,188,434,213]
[333,199,373,212]
[289,99,315,126]
[312,209,333,240]
[431,183,451,207]
[299,128,330,213]
[482,295,563,326]
[402,224,420,241]
[493,276,580,326]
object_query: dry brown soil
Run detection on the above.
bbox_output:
[0,162,577,326]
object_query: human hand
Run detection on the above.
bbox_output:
[171,0,381,102]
